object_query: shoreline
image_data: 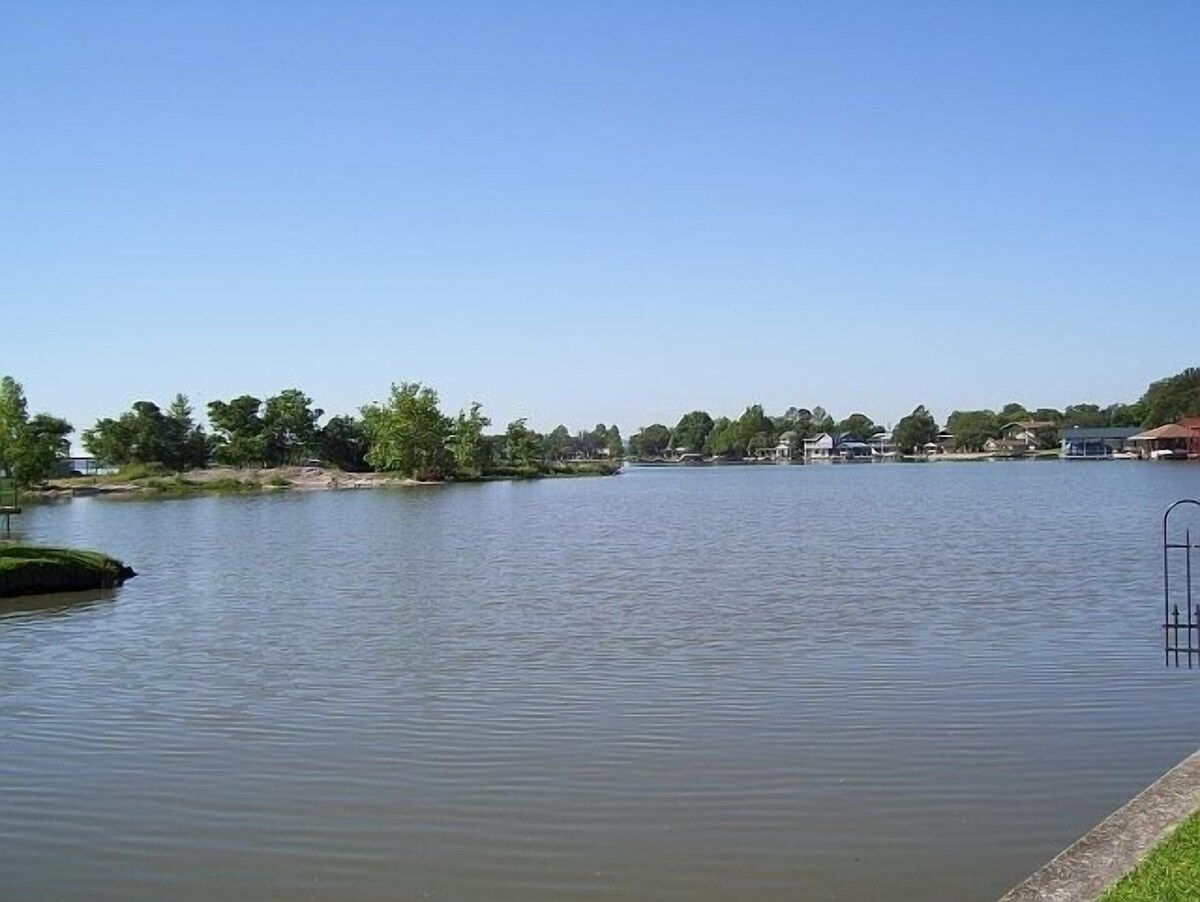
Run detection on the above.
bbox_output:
[31,462,622,500]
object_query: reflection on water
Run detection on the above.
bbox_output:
[0,587,117,620]
[1,463,1198,901]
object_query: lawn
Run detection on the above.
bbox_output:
[1101,810,1200,901]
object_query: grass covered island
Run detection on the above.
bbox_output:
[0,545,136,598]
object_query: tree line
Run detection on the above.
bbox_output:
[628,366,1200,457]
[0,376,623,485]
[1,366,1198,486]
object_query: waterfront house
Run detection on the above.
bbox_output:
[773,431,800,461]
[837,440,872,461]
[985,437,1029,458]
[1060,426,1141,459]
[868,431,896,458]
[804,433,835,462]
[1180,417,1200,458]
[1129,424,1193,459]
[1000,420,1057,451]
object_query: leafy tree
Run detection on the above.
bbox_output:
[836,413,880,443]
[504,418,543,470]
[208,395,268,467]
[630,423,672,457]
[893,405,938,454]
[0,377,73,485]
[262,389,323,465]
[810,406,836,436]
[84,396,209,471]
[671,410,714,454]
[735,405,774,452]
[703,417,737,456]
[362,382,451,479]
[1063,403,1106,429]
[1031,407,1063,423]
[1139,367,1200,427]
[780,407,815,439]
[320,415,370,472]
[449,402,491,476]
[944,409,1000,452]
[998,402,1030,423]
[605,424,624,458]
[1104,402,1144,428]
[164,394,212,469]
[544,424,575,460]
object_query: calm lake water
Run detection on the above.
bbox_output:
[2,462,1199,901]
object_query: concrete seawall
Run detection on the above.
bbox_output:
[999,750,1200,901]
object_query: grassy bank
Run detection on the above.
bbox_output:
[0,545,136,598]
[1100,810,1200,901]
[36,460,621,497]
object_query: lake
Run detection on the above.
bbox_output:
[2,462,1199,901]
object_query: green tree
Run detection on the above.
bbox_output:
[811,406,836,436]
[630,423,672,457]
[504,418,543,470]
[84,396,209,471]
[207,395,267,467]
[735,405,775,453]
[362,382,451,479]
[450,402,491,476]
[164,395,211,469]
[944,409,1001,452]
[670,410,714,454]
[780,407,816,439]
[703,417,737,456]
[320,415,370,472]
[1063,403,1106,429]
[893,405,938,455]
[837,413,880,443]
[998,402,1030,423]
[1139,367,1200,427]
[262,389,323,465]
[1104,402,1144,428]
[605,424,624,458]
[0,377,73,486]
[544,424,575,460]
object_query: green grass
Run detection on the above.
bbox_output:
[1101,810,1200,901]
[140,476,261,495]
[0,544,135,597]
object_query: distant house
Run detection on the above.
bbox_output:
[772,431,800,461]
[1060,426,1141,459]
[868,431,896,458]
[985,437,1029,457]
[1000,421,1058,451]
[836,440,872,461]
[1129,424,1193,460]
[804,433,835,463]
[1180,417,1200,458]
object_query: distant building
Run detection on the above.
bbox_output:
[1060,426,1141,459]
[1180,417,1200,458]
[1129,424,1193,460]
[867,431,896,457]
[985,437,1029,457]
[1000,421,1058,451]
[804,433,835,462]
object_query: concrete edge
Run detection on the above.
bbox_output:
[998,750,1200,901]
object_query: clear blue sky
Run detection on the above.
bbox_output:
[3,1,1197,446]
